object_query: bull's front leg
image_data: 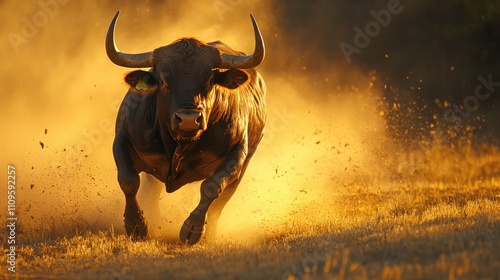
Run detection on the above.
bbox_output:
[113,135,148,239]
[179,144,247,245]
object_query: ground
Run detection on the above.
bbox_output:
[8,175,500,279]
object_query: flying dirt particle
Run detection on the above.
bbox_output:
[63,148,67,152]
[44,129,48,134]
[316,141,321,144]
[299,189,307,194]
[30,184,34,189]
[39,142,44,149]
[31,166,34,170]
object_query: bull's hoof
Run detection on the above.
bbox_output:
[124,211,148,240]
[179,213,206,245]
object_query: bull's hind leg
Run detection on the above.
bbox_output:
[138,173,163,236]
[206,156,253,240]
[113,136,148,239]
[205,178,240,240]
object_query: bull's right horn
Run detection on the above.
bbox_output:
[105,11,154,68]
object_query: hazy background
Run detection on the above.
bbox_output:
[1,0,498,241]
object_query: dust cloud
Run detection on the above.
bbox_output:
[0,1,392,242]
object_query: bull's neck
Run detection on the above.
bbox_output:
[153,107,176,156]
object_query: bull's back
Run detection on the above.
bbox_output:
[245,70,266,153]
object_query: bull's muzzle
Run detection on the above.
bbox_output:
[174,109,204,132]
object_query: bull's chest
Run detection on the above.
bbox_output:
[170,146,223,179]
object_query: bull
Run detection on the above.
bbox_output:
[105,11,266,244]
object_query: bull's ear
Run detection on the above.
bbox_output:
[124,70,158,94]
[215,69,248,89]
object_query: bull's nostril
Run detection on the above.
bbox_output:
[195,114,202,125]
[175,111,203,131]
[175,113,183,124]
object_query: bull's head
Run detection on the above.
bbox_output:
[106,11,265,142]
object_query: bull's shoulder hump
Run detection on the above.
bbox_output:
[207,40,246,56]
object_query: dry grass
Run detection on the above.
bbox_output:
[6,157,500,279]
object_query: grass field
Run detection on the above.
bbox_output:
[5,142,500,280]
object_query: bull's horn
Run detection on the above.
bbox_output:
[106,11,154,68]
[219,14,265,69]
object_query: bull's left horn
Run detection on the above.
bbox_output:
[219,14,265,69]
[106,11,154,68]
